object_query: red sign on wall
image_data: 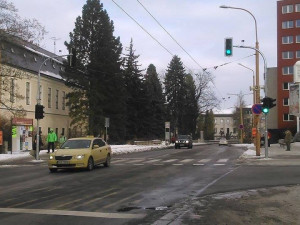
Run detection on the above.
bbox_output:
[0,131,3,145]
[12,118,33,126]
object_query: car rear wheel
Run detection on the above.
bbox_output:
[104,154,111,167]
[87,157,94,171]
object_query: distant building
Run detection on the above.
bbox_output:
[0,36,84,151]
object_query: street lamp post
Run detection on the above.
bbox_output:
[35,54,72,160]
[220,5,261,156]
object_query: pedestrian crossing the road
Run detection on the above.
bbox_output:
[112,158,231,166]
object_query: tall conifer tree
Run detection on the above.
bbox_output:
[64,0,125,141]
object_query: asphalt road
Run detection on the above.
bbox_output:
[2,144,299,225]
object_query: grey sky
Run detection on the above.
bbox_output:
[13,0,278,110]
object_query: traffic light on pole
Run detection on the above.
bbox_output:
[35,104,45,119]
[262,97,276,114]
[225,38,233,57]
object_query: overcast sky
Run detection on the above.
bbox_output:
[13,0,278,110]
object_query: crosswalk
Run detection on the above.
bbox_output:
[112,158,231,166]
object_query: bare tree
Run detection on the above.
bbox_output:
[0,0,47,115]
[195,71,220,113]
[0,0,46,44]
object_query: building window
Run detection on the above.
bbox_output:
[226,119,229,124]
[296,35,300,43]
[296,51,300,58]
[62,128,65,135]
[233,128,237,134]
[283,82,289,90]
[283,114,294,121]
[55,128,58,136]
[282,36,293,44]
[55,90,59,109]
[296,4,300,12]
[282,51,294,59]
[48,88,52,108]
[282,21,294,29]
[26,82,30,105]
[220,119,223,123]
[214,128,217,134]
[282,66,293,75]
[10,78,15,103]
[62,91,66,110]
[283,98,289,106]
[296,20,300,27]
[282,5,293,14]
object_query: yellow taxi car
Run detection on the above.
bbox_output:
[48,137,111,172]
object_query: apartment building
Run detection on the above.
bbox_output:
[277,0,300,130]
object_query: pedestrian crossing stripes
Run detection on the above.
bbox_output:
[112,158,230,166]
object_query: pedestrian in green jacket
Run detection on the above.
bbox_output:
[47,128,57,153]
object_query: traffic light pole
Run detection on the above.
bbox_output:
[234,45,268,158]
[35,54,72,160]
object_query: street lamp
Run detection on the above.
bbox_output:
[35,54,72,160]
[238,63,255,107]
[220,5,261,156]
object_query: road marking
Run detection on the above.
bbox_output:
[198,159,211,163]
[172,164,183,166]
[217,159,229,163]
[76,192,118,207]
[193,164,205,166]
[163,159,178,163]
[153,164,164,166]
[0,208,145,219]
[8,194,60,208]
[180,159,194,163]
[129,159,144,163]
[213,163,226,166]
[102,193,141,209]
[146,159,161,163]
[133,164,144,166]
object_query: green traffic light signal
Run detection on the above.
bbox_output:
[225,38,233,57]
[262,107,269,114]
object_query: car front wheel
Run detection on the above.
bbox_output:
[87,157,94,171]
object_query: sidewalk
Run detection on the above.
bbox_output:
[238,142,300,166]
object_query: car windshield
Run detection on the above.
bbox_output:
[178,135,190,139]
[60,140,91,149]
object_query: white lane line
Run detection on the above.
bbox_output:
[217,159,229,163]
[146,159,161,163]
[172,164,183,166]
[198,159,211,163]
[113,164,125,166]
[0,208,145,219]
[153,164,164,166]
[112,159,127,163]
[193,164,205,166]
[133,164,144,166]
[213,164,226,166]
[179,159,194,163]
[163,159,178,163]
[129,159,144,163]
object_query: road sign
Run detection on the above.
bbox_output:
[105,117,110,128]
[252,104,263,115]
[239,124,244,129]
[252,128,257,137]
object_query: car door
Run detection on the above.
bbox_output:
[98,139,108,162]
[91,139,102,164]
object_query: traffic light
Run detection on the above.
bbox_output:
[35,104,45,119]
[262,97,276,114]
[225,38,233,56]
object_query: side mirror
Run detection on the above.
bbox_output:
[93,144,100,149]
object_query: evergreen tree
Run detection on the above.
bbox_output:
[144,64,165,138]
[164,55,186,136]
[122,39,146,140]
[204,110,215,140]
[64,0,125,141]
[181,74,199,137]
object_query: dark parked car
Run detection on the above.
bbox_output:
[175,135,193,149]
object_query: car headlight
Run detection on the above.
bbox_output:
[49,155,54,160]
[175,141,179,143]
[76,155,85,159]
[185,140,189,143]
